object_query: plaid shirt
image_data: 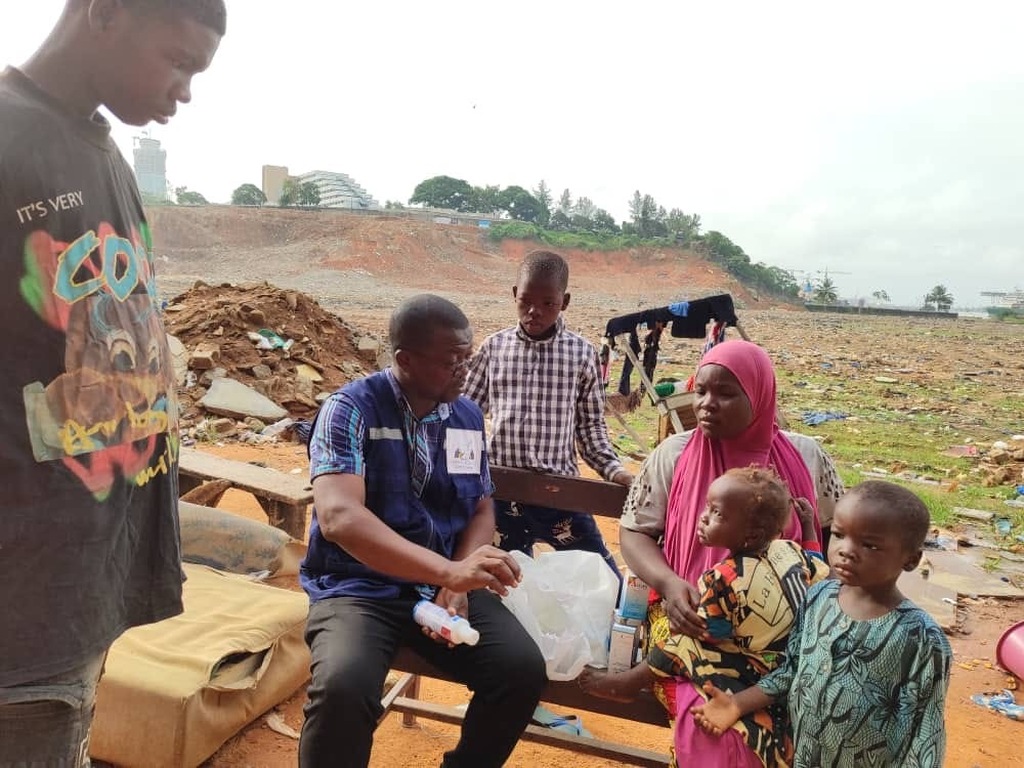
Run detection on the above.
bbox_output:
[463,316,623,480]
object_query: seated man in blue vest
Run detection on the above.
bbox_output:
[298,294,547,768]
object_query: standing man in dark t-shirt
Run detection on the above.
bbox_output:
[0,2,225,764]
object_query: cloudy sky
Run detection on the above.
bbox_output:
[5,1,1023,307]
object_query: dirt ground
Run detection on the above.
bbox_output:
[144,207,1024,766]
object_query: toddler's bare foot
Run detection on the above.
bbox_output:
[578,666,640,703]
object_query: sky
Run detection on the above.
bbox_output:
[5,1,1023,308]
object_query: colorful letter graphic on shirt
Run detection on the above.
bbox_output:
[18,221,178,499]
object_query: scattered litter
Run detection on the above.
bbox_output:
[261,417,296,438]
[925,535,958,552]
[873,376,899,383]
[862,469,940,486]
[970,690,1024,721]
[255,328,295,352]
[943,445,980,458]
[531,705,593,738]
[265,711,301,739]
[802,411,848,426]
[955,507,995,522]
[997,519,1013,537]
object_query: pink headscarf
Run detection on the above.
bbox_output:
[662,340,819,584]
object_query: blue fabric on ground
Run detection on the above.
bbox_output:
[802,411,848,426]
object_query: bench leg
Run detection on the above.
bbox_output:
[178,474,203,496]
[258,499,308,540]
[401,674,421,728]
[180,478,232,507]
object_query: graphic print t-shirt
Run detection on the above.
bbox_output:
[0,68,183,686]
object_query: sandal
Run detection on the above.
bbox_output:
[971,690,1024,721]
[530,705,593,738]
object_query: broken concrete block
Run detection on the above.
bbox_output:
[166,334,188,386]
[251,364,273,380]
[209,417,237,436]
[357,336,380,361]
[199,378,288,422]
[189,342,221,371]
[200,367,228,387]
[295,363,324,384]
[239,303,266,325]
[295,376,315,400]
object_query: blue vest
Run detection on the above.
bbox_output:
[301,373,487,602]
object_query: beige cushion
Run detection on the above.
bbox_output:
[91,564,310,768]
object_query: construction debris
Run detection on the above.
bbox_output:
[164,282,383,430]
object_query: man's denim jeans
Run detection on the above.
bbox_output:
[0,652,106,768]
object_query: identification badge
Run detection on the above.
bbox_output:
[445,429,482,475]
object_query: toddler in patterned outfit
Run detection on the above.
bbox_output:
[583,467,827,768]
[693,480,952,768]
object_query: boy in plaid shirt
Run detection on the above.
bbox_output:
[463,250,632,575]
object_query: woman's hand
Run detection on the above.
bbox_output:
[661,576,705,637]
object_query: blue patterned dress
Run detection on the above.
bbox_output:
[757,580,951,767]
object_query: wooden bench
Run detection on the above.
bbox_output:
[177,448,313,540]
[382,466,672,767]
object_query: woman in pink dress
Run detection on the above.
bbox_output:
[619,340,840,767]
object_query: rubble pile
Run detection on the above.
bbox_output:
[977,437,1024,488]
[163,282,385,433]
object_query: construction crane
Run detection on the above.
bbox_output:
[781,267,853,301]
[783,266,852,281]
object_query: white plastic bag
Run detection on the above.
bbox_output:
[501,550,619,680]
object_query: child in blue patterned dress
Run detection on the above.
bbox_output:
[692,480,952,768]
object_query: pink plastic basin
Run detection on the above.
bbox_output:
[997,620,1024,680]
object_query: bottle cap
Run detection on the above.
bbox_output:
[457,624,480,646]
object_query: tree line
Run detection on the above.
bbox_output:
[397,175,801,300]
[169,173,960,310]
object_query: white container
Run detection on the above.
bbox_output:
[619,570,649,622]
[608,620,638,674]
[413,600,480,646]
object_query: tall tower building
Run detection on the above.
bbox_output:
[262,165,289,205]
[133,135,167,201]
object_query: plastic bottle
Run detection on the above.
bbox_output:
[413,600,480,646]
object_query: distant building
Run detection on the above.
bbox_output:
[261,164,379,209]
[262,164,288,205]
[981,290,1024,309]
[133,136,167,201]
[296,170,379,210]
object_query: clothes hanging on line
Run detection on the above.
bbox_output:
[604,294,738,342]
[606,294,738,394]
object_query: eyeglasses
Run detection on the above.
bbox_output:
[410,351,472,376]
